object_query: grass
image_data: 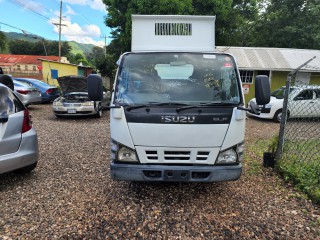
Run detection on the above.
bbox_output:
[277,140,320,204]
[245,137,320,204]
[244,139,269,175]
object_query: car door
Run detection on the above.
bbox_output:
[0,86,25,156]
[291,89,316,117]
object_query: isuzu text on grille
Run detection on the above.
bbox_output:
[161,116,196,123]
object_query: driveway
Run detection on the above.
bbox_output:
[0,105,319,239]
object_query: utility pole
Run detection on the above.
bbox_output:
[53,0,66,62]
[100,35,107,55]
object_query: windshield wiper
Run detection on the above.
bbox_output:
[176,102,235,112]
[126,102,187,111]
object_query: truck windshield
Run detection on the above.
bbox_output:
[114,52,242,105]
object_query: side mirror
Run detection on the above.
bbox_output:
[0,112,9,123]
[87,74,103,101]
[255,75,270,105]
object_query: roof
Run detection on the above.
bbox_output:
[0,54,60,65]
[216,47,320,72]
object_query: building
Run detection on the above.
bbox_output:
[216,47,320,102]
[39,58,94,86]
[0,54,94,86]
[0,54,69,80]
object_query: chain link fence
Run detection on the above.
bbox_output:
[275,62,320,201]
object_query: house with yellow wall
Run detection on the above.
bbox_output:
[216,47,320,103]
[39,59,94,87]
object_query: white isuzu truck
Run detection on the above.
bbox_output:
[88,15,270,182]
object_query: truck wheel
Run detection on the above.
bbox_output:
[0,75,14,90]
[273,109,282,123]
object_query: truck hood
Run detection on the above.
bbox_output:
[127,123,229,147]
[57,75,87,94]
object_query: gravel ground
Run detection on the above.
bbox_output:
[0,104,319,239]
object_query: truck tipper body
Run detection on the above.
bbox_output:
[88,15,270,182]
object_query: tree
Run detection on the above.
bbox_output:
[101,0,262,77]
[250,0,320,49]
[9,40,33,54]
[0,31,8,53]
[8,39,72,56]
[86,46,105,67]
[73,53,90,66]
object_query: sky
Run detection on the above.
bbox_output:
[0,0,110,47]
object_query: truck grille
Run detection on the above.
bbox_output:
[145,150,210,161]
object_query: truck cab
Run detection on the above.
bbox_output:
[88,15,270,182]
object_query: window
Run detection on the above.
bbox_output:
[33,66,36,71]
[0,87,25,116]
[115,52,241,105]
[239,70,254,84]
[295,90,314,100]
[17,65,21,71]
[25,65,28,71]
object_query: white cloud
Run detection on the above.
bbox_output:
[15,0,46,15]
[65,35,105,47]
[65,5,76,15]
[49,16,103,46]
[47,0,107,47]
[63,0,106,12]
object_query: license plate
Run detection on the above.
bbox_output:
[67,109,76,114]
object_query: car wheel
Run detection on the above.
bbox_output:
[0,75,14,90]
[273,109,282,123]
[14,162,37,174]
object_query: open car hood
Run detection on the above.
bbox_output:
[57,75,87,94]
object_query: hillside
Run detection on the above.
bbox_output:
[68,41,95,55]
[3,32,94,55]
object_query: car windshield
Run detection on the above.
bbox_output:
[114,52,242,105]
[13,81,30,87]
[271,87,295,99]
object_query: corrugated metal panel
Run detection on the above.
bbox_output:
[216,47,320,72]
[0,54,59,64]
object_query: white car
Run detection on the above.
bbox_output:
[247,85,320,122]
[52,75,111,118]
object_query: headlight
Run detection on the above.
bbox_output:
[118,147,138,162]
[82,101,94,106]
[111,139,139,163]
[265,103,273,108]
[216,148,237,165]
[53,101,63,106]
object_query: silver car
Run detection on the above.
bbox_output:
[52,75,111,118]
[0,83,39,174]
[13,80,42,106]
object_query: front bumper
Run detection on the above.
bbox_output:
[111,163,242,182]
[53,106,97,116]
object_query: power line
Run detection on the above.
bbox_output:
[6,0,51,21]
